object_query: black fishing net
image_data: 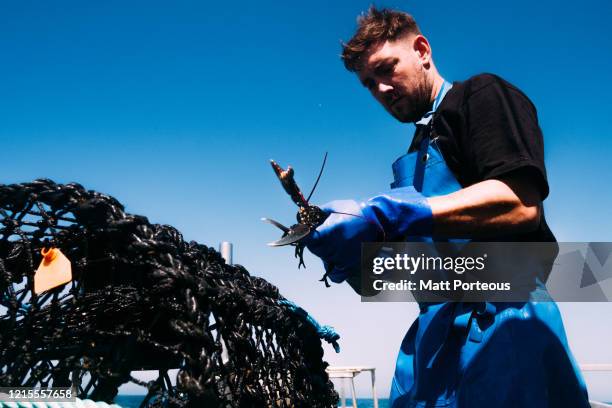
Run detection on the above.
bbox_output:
[0,179,339,407]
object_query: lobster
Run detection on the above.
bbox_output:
[262,153,329,270]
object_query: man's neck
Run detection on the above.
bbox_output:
[414,73,448,126]
[430,74,445,104]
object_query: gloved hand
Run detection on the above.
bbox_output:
[305,186,433,283]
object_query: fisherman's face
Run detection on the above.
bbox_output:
[357,37,433,123]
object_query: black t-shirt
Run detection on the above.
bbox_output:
[409,73,556,242]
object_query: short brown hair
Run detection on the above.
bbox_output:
[341,6,421,72]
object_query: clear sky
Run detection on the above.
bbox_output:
[2,0,612,400]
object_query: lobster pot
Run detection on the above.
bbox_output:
[0,179,338,408]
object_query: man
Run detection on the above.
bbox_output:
[305,7,590,408]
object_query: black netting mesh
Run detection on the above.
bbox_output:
[0,179,338,407]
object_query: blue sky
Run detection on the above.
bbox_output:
[2,0,612,400]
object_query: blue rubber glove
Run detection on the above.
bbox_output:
[305,186,433,284]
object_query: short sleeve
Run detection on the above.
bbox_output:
[461,75,549,199]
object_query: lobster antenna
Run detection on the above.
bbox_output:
[306,152,328,203]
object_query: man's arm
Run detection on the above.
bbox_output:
[428,169,542,238]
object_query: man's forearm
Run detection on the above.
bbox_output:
[427,177,541,238]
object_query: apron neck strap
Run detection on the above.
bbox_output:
[415,79,453,127]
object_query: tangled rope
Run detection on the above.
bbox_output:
[0,179,338,407]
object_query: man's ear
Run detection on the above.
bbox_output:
[413,35,432,67]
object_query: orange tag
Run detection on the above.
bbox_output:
[34,248,72,294]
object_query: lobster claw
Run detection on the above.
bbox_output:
[267,223,311,247]
[261,217,290,233]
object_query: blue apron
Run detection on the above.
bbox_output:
[388,84,589,408]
